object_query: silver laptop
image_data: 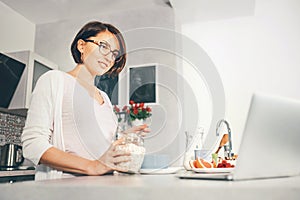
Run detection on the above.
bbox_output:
[177,93,300,181]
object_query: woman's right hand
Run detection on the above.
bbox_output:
[92,138,131,174]
[123,124,150,137]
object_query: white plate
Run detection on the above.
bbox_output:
[139,167,183,174]
[191,167,234,173]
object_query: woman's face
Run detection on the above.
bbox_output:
[79,30,120,76]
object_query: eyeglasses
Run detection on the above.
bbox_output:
[84,39,121,62]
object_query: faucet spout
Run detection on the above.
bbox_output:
[216,119,233,159]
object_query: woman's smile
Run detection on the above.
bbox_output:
[98,60,108,69]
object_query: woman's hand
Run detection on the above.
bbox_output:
[123,124,150,137]
[94,138,131,174]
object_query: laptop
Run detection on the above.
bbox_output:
[177,93,300,181]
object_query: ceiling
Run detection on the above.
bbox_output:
[2,0,255,25]
[1,0,171,24]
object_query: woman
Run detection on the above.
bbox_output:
[22,21,147,180]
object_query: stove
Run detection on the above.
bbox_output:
[0,166,35,183]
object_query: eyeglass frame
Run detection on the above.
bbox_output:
[83,39,121,62]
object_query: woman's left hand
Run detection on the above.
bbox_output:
[124,124,150,137]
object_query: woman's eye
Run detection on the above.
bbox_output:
[100,44,109,50]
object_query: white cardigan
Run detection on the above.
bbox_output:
[22,70,65,180]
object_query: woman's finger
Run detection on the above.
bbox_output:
[138,132,147,137]
[113,155,131,164]
[124,124,149,134]
[111,150,131,157]
[108,138,125,151]
[135,124,149,133]
[141,127,150,133]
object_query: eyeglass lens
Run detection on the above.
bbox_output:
[99,42,120,61]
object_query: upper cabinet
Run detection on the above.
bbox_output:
[6,51,58,109]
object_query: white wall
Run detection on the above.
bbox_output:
[0,2,35,52]
[34,5,175,72]
[181,0,300,152]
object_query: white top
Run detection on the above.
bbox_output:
[62,73,117,160]
[22,70,118,180]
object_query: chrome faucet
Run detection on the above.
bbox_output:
[216,119,233,159]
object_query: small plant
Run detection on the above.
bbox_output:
[128,100,152,121]
[113,101,152,121]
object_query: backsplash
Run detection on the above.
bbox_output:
[0,109,27,146]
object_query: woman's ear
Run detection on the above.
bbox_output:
[77,39,85,53]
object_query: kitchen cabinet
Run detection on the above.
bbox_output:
[7,50,58,109]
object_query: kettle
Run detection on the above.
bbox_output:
[0,144,24,168]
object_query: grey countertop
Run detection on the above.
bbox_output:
[0,108,27,117]
[0,168,35,183]
[1,173,300,200]
[0,169,35,177]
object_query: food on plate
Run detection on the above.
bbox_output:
[189,158,235,169]
[216,160,235,168]
[189,158,213,168]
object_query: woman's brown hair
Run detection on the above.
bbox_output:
[71,21,126,77]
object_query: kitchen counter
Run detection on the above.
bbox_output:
[0,169,35,183]
[1,172,300,200]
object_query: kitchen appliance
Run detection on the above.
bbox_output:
[0,143,24,169]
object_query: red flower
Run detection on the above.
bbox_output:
[139,102,144,108]
[113,105,120,112]
[146,107,151,112]
[133,109,139,115]
[122,105,128,111]
[128,100,152,120]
